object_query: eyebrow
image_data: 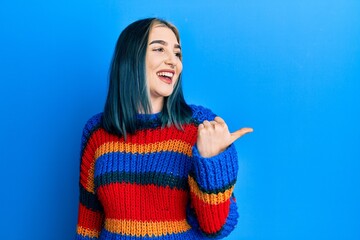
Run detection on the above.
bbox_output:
[149,40,181,50]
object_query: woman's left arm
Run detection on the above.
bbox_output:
[187,116,252,238]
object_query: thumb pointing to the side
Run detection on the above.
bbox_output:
[230,127,253,144]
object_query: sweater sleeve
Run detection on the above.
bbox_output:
[75,114,104,240]
[187,105,239,239]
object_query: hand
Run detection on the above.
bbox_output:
[196,116,253,158]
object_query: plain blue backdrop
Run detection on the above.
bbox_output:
[1,1,359,239]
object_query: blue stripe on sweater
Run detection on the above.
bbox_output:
[189,104,217,123]
[94,151,192,179]
[98,228,208,240]
[80,112,103,154]
[75,234,99,240]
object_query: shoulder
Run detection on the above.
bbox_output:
[188,104,217,123]
[83,112,103,132]
[80,112,103,146]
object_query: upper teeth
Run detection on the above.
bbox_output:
[157,72,174,78]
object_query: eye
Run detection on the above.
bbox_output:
[153,47,164,52]
[175,52,182,58]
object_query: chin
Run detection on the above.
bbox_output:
[158,88,175,97]
[161,91,174,97]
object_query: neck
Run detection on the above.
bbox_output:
[150,96,164,113]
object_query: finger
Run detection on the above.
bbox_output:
[203,120,212,128]
[214,116,225,124]
[214,116,227,129]
[210,120,221,130]
[230,127,254,143]
[198,124,204,135]
[210,120,217,126]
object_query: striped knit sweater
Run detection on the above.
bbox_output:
[75,105,239,239]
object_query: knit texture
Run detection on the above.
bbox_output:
[75,105,239,240]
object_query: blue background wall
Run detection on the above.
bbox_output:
[1,1,359,239]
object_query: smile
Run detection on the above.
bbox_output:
[156,70,175,84]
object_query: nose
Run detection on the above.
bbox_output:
[164,52,177,68]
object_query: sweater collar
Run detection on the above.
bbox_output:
[135,112,162,129]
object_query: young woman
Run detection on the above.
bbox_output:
[75,18,252,240]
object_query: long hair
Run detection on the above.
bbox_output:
[103,18,192,139]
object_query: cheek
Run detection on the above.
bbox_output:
[177,61,183,75]
[146,53,160,71]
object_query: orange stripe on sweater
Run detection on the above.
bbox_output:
[76,225,100,238]
[188,176,234,205]
[94,139,192,160]
[104,218,191,237]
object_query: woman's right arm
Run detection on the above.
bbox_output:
[75,114,104,240]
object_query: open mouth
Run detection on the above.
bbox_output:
[157,71,174,84]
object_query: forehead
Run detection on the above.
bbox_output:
[148,25,179,44]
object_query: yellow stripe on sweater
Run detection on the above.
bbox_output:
[94,140,192,160]
[188,176,234,205]
[104,218,191,237]
[77,225,100,238]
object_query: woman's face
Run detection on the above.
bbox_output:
[145,24,183,110]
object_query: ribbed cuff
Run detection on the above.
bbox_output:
[191,144,238,192]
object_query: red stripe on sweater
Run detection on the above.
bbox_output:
[97,182,188,221]
[77,203,103,231]
[95,124,198,145]
[80,129,100,190]
[190,192,231,234]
